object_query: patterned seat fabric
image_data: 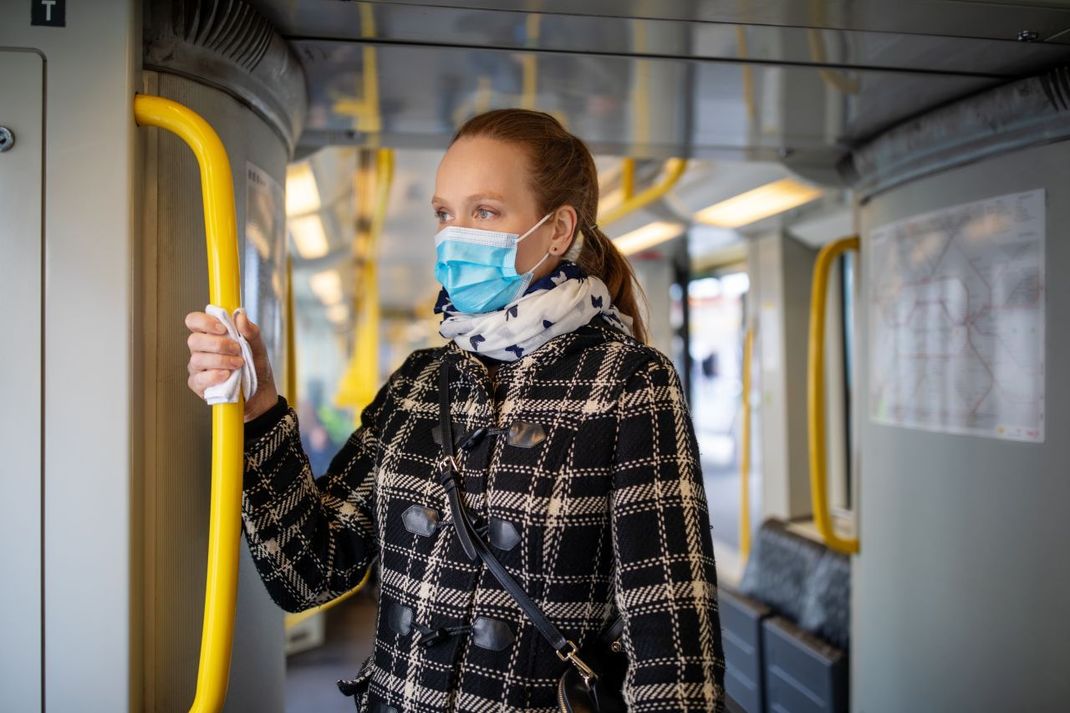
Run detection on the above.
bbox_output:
[799,548,851,651]
[738,519,851,650]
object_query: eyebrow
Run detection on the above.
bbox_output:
[431,192,506,205]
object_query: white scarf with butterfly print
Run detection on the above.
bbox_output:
[436,263,634,361]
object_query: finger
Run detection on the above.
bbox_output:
[185,311,228,335]
[236,310,260,340]
[190,351,245,372]
[192,369,232,394]
[188,332,242,356]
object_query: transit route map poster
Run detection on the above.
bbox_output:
[868,188,1045,443]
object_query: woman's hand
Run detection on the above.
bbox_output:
[184,309,280,422]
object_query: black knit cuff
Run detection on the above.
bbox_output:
[244,394,290,442]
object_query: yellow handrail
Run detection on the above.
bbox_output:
[134,94,243,713]
[284,253,298,403]
[284,566,373,630]
[620,157,635,200]
[807,235,860,555]
[597,158,688,227]
[335,148,394,418]
[300,148,394,630]
[739,327,754,561]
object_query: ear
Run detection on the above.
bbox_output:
[548,205,578,256]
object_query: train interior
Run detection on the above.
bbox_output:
[1,0,1068,711]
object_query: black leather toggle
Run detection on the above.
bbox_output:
[506,420,547,448]
[471,514,490,541]
[388,602,414,636]
[488,517,521,551]
[471,615,515,651]
[430,420,468,448]
[413,621,473,648]
[401,504,441,537]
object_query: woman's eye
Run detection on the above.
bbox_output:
[476,207,495,219]
[433,209,448,221]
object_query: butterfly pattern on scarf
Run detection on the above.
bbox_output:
[434,260,634,362]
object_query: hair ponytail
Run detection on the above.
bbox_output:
[571,223,648,344]
[451,109,649,344]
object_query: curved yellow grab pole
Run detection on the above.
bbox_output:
[284,254,298,404]
[336,148,394,419]
[808,236,860,555]
[134,93,243,713]
[285,566,373,630]
[739,327,754,561]
[597,158,688,227]
[304,148,394,629]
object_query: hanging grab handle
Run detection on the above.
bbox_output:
[807,235,860,555]
[134,93,244,713]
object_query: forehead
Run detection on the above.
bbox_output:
[434,136,533,204]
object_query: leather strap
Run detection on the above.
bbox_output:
[438,358,580,660]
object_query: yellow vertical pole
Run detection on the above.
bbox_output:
[620,158,635,201]
[740,327,754,560]
[285,253,298,404]
[808,235,860,555]
[134,93,243,713]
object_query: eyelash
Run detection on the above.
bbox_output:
[433,207,497,221]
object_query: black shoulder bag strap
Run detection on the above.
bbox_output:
[436,358,602,688]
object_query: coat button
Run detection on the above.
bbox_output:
[471,615,514,651]
[402,504,441,537]
[506,420,547,448]
[488,517,521,551]
[388,602,414,636]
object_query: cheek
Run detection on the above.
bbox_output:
[513,237,544,273]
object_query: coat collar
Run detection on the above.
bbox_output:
[442,314,630,387]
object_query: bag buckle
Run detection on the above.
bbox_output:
[556,640,598,687]
[437,453,460,474]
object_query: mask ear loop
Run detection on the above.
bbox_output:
[507,212,558,305]
[515,211,555,243]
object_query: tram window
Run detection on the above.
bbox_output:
[687,269,752,553]
[834,252,856,513]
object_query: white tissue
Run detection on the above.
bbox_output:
[202,304,258,405]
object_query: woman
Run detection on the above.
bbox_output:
[185,109,725,712]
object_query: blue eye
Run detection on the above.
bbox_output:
[434,209,448,221]
[476,207,495,219]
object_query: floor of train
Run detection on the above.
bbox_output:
[286,588,377,713]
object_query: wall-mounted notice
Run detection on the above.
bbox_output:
[244,161,286,370]
[869,189,1045,442]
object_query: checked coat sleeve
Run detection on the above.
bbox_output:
[240,380,390,613]
[608,355,726,712]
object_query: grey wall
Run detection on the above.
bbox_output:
[0,1,141,709]
[0,48,44,712]
[854,140,1070,712]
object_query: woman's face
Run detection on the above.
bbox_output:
[432,136,576,281]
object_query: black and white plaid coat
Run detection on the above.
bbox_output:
[241,315,726,712]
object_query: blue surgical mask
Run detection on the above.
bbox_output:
[434,212,554,313]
